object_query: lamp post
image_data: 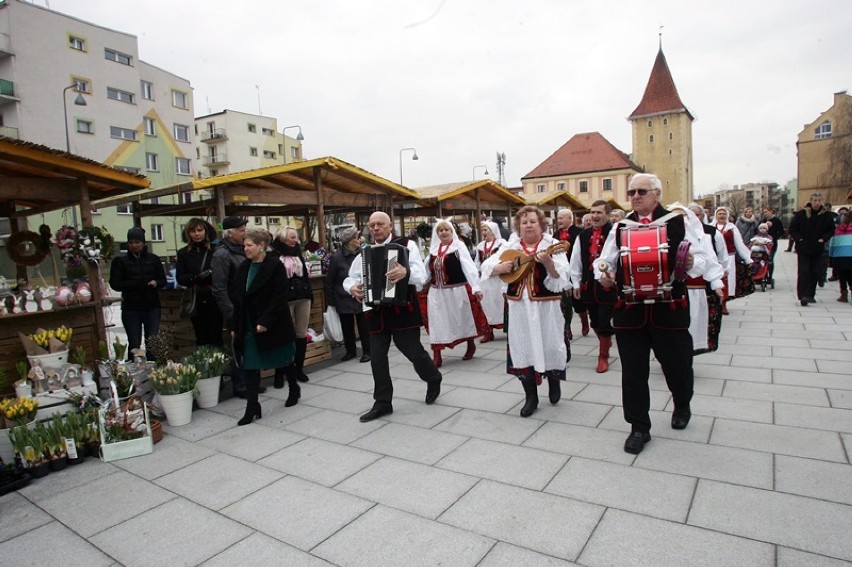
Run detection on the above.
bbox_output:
[282,125,304,164]
[63,84,87,226]
[399,147,418,185]
[472,164,489,181]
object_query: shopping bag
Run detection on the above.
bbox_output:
[323,306,343,343]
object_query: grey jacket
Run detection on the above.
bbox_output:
[211,237,245,327]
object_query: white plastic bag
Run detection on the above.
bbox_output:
[323,306,343,343]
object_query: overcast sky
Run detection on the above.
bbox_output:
[46,0,852,195]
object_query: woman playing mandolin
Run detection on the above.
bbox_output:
[480,206,571,417]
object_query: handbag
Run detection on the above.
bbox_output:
[180,250,208,319]
[323,306,343,343]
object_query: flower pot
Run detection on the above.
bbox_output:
[150,419,163,444]
[14,383,32,398]
[81,369,95,387]
[0,429,14,463]
[27,350,68,371]
[195,375,221,409]
[49,456,68,471]
[159,391,193,427]
[28,461,49,479]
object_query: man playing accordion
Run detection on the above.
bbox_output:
[343,211,443,422]
[596,173,713,455]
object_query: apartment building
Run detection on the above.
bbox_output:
[797,90,852,207]
[0,0,194,258]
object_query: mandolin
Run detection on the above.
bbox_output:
[498,241,569,284]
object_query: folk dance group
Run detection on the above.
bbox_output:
[347,172,739,455]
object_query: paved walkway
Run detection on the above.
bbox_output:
[2,242,851,566]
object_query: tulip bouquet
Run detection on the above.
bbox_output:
[148,361,200,396]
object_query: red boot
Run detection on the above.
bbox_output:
[580,311,590,337]
[721,301,730,315]
[462,339,476,360]
[432,347,443,368]
[480,329,494,344]
[596,335,612,373]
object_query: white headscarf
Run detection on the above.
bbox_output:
[429,219,463,256]
[481,221,505,246]
[714,207,734,231]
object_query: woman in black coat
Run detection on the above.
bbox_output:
[325,227,371,362]
[271,226,313,384]
[230,228,296,426]
[175,218,223,347]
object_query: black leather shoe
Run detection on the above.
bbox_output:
[341,352,357,362]
[359,354,371,363]
[257,386,267,394]
[624,431,651,454]
[548,377,561,404]
[359,406,393,422]
[800,298,808,306]
[233,390,247,399]
[671,408,691,430]
[425,380,441,404]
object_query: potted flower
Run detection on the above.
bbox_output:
[97,395,152,462]
[8,425,48,478]
[185,346,227,409]
[72,346,95,387]
[14,360,32,398]
[0,396,39,463]
[112,337,128,362]
[148,361,200,426]
[62,411,85,464]
[46,414,68,471]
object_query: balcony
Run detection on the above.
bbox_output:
[202,153,229,166]
[200,128,227,143]
[0,125,18,139]
[0,33,13,58]
[0,78,19,107]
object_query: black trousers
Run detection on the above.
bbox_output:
[796,253,822,300]
[369,327,441,409]
[190,296,224,347]
[340,312,370,356]
[615,326,694,433]
[586,301,615,336]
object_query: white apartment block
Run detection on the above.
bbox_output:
[0,0,194,259]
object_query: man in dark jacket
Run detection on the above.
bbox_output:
[788,193,836,305]
[109,227,166,360]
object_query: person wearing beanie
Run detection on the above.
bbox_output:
[325,227,371,363]
[109,226,167,359]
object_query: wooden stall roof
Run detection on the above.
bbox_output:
[525,190,587,211]
[95,156,420,217]
[414,180,525,205]
[0,137,150,215]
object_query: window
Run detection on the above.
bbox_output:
[262,127,274,136]
[150,224,164,242]
[143,117,156,136]
[180,193,192,204]
[278,144,283,155]
[647,120,652,127]
[175,157,192,175]
[147,197,159,205]
[114,166,140,175]
[110,126,137,141]
[104,48,132,65]
[649,135,654,143]
[268,217,280,225]
[537,184,545,193]
[669,149,673,155]
[247,123,256,133]
[107,87,134,104]
[603,178,613,191]
[557,182,565,191]
[579,180,589,193]
[172,89,188,109]
[663,118,668,126]
[173,123,190,142]
[196,147,201,159]
[141,81,154,100]
[263,150,275,159]
[291,146,300,160]
[69,36,86,51]
[669,132,673,141]
[815,120,832,140]
[116,203,132,214]
[209,169,218,176]
[254,217,263,225]
[145,152,159,171]
[73,78,90,93]
[76,119,94,134]
[249,147,258,157]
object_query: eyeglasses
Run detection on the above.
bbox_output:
[626,188,651,197]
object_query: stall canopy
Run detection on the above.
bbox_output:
[0,137,149,218]
[401,179,525,223]
[94,156,420,246]
[525,190,587,213]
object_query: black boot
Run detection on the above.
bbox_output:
[520,380,539,418]
[295,337,309,382]
[548,377,561,404]
[238,371,262,426]
[273,367,285,389]
[285,366,300,407]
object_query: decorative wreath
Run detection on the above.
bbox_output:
[5,230,49,266]
[55,225,115,265]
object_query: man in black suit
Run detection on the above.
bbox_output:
[597,173,711,454]
[788,193,836,305]
[343,212,442,422]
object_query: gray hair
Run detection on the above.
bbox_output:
[339,227,359,244]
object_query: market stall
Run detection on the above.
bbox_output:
[0,137,150,396]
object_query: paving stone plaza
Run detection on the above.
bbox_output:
[1,242,850,566]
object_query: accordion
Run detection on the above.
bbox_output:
[362,242,410,307]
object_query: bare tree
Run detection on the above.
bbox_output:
[726,193,746,219]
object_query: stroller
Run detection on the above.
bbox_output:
[750,239,774,292]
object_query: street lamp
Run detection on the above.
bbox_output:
[63,84,87,154]
[282,125,304,164]
[399,147,418,185]
[472,164,489,181]
[63,84,87,227]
